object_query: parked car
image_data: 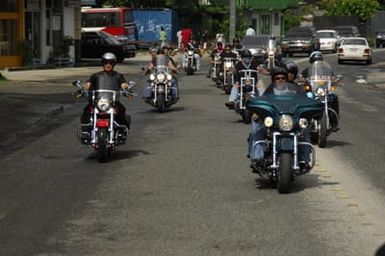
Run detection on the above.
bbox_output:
[333,26,360,38]
[316,29,341,53]
[337,37,372,65]
[280,26,320,57]
[81,31,136,62]
[375,30,385,48]
[240,35,270,64]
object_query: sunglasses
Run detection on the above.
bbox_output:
[274,76,286,81]
[103,61,114,65]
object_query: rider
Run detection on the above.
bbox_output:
[143,46,179,102]
[282,59,305,94]
[220,43,238,61]
[225,49,259,109]
[181,40,201,70]
[207,41,225,78]
[80,52,133,137]
[248,67,311,170]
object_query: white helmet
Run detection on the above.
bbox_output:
[101,52,117,66]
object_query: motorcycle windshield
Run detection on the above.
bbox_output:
[308,61,332,90]
[155,54,170,72]
[92,89,116,103]
[247,93,323,120]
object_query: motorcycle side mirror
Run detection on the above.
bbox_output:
[72,80,81,87]
[129,81,136,88]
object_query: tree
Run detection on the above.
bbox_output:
[320,0,380,21]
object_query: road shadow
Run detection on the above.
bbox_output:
[85,149,150,163]
[312,139,351,149]
[254,173,339,194]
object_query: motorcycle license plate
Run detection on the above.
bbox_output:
[96,119,110,128]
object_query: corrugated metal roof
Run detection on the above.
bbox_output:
[238,0,299,10]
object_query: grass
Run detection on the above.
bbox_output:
[0,73,8,83]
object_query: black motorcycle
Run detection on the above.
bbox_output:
[145,54,178,113]
[73,80,136,162]
[247,91,323,193]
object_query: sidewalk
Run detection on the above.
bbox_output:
[0,51,151,83]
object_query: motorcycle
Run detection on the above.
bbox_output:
[246,91,323,193]
[218,57,237,94]
[183,46,197,75]
[234,69,258,124]
[73,80,136,162]
[210,53,222,84]
[302,60,341,148]
[145,54,178,113]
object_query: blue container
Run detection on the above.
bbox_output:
[133,9,178,48]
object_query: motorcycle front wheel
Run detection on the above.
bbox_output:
[97,128,109,162]
[277,152,293,194]
[318,113,327,148]
[242,108,252,124]
[157,94,166,113]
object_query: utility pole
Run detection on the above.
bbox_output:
[229,0,236,42]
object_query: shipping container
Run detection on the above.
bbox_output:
[133,9,178,48]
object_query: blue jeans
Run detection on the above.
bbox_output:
[182,53,201,69]
[144,79,179,99]
[248,120,311,162]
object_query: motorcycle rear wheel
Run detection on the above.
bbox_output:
[97,128,109,162]
[277,153,293,194]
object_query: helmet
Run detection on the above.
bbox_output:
[102,52,117,66]
[271,67,288,81]
[283,60,299,77]
[309,51,323,63]
[241,49,252,58]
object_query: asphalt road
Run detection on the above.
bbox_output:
[0,52,385,256]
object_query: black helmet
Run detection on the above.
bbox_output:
[283,60,299,76]
[101,52,117,66]
[309,51,323,63]
[241,49,252,58]
[271,67,288,81]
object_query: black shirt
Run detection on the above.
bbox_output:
[88,70,126,91]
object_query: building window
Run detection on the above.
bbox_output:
[274,12,279,26]
[261,14,271,35]
[0,20,18,56]
[0,0,18,12]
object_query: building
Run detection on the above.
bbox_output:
[0,0,81,69]
[238,0,299,37]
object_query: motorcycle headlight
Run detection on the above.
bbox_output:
[279,115,293,131]
[150,74,155,81]
[96,98,111,112]
[299,118,308,129]
[316,87,326,96]
[225,62,232,69]
[188,50,194,55]
[264,116,274,128]
[156,73,165,82]
[166,74,173,81]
